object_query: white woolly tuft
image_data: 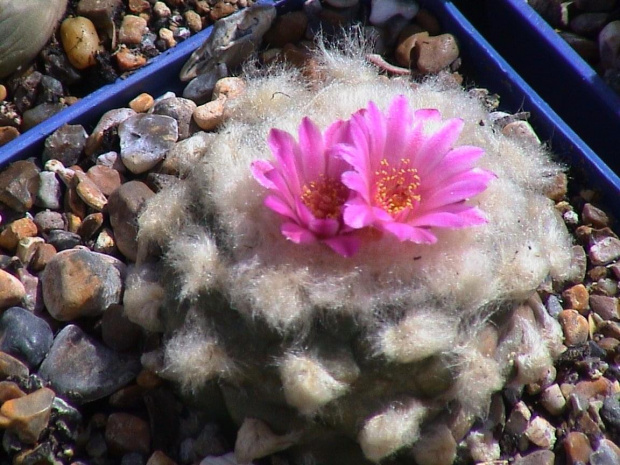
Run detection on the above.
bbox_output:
[358,400,427,462]
[123,263,165,332]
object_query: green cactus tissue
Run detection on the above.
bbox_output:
[124,42,579,464]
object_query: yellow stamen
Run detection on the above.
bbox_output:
[301,175,348,219]
[374,158,421,215]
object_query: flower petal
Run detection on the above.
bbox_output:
[268,128,303,193]
[343,198,376,228]
[281,222,317,244]
[264,195,297,220]
[308,218,340,237]
[380,221,437,244]
[250,160,277,189]
[382,96,414,162]
[414,118,465,171]
[323,235,361,257]
[297,117,325,181]
[422,168,495,210]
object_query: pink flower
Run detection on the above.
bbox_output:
[251,117,361,257]
[339,95,494,244]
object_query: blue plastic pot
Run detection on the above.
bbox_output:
[1,0,619,217]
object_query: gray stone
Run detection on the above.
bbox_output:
[119,114,178,174]
[0,307,53,368]
[41,249,125,321]
[42,124,88,166]
[589,236,620,265]
[0,160,40,212]
[152,97,197,140]
[570,12,609,37]
[107,181,155,262]
[514,449,555,465]
[182,63,228,104]
[22,103,66,131]
[599,20,620,69]
[33,210,65,233]
[86,108,136,156]
[590,439,620,465]
[101,304,142,352]
[589,294,619,320]
[35,171,62,210]
[38,325,140,404]
[45,229,81,251]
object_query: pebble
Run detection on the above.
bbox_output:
[369,0,419,26]
[77,0,124,31]
[73,170,107,211]
[129,93,155,113]
[562,283,590,313]
[42,124,88,166]
[22,103,67,130]
[185,10,203,33]
[263,10,309,47]
[590,235,620,265]
[0,387,55,444]
[0,126,19,146]
[0,160,40,212]
[0,307,53,368]
[571,12,609,37]
[182,64,229,104]
[146,450,177,465]
[86,108,137,156]
[0,270,26,311]
[86,164,122,196]
[540,383,566,415]
[107,180,155,261]
[601,394,620,432]
[105,412,151,456]
[35,171,62,210]
[119,15,148,45]
[591,439,620,464]
[152,97,197,140]
[524,416,556,449]
[60,17,102,70]
[559,30,600,62]
[0,217,38,251]
[558,309,589,345]
[589,294,619,319]
[210,2,237,21]
[115,46,148,72]
[599,20,620,69]
[505,401,531,436]
[38,324,141,404]
[213,77,246,101]
[159,27,177,49]
[564,431,593,464]
[0,351,29,379]
[0,380,25,403]
[118,114,179,173]
[45,229,82,251]
[41,249,125,321]
[78,212,105,239]
[194,97,226,131]
[30,243,57,272]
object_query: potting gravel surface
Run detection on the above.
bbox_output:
[0,1,620,465]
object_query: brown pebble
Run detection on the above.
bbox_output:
[263,10,308,47]
[213,77,246,100]
[558,309,589,346]
[564,431,592,464]
[411,33,459,74]
[514,450,555,465]
[0,217,38,251]
[193,98,226,131]
[589,294,619,320]
[60,17,102,70]
[0,126,20,146]
[129,93,155,113]
[16,236,44,267]
[0,160,40,212]
[0,352,29,379]
[524,416,556,449]
[184,10,203,33]
[115,46,147,72]
[0,381,26,403]
[574,377,615,399]
[86,164,122,197]
[0,270,26,310]
[78,212,105,239]
[582,203,609,227]
[30,242,57,272]
[105,412,151,456]
[119,15,147,45]
[562,283,590,314]
[598,337,620,351]
[415,9,441,35]
[109,384,145,409]
[599,320,620,339]
[0,387,55,444]
[136,369,164,389]
[129,0,151,13]
[66,212,82,234]
[159,28,177,49]
[75,171,108,211]
[395,32,426,68]
[0,85,6,101]
[65,185,87,218]
[210,2,236,21]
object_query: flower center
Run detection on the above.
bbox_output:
[301,175,349,219]
[374,158,421,215]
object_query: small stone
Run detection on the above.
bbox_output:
[86,108,136,156]
[263,11,308,47]
[119,15,147,45]
[35,171,62,210]
[582,203,609,227]
[105,412,151,456]
[43,125,88,166]
[107,181,155,261]
[73,171,107,211]
[193,97,226,131]
[571,12,609,37]
[574,377,615,399]
[15,237,42,267]
[0,217,38,251]
[146,450,177,465]
[562,283,590,313]
[0,126,19,146]
[514,450,555,465]
[118,114,179,174]
[559,30,600,63]
[411,33,459,74]
[0,387,55,444]
[564,431,592,464]
[129,0,150,13]
[78,212,105,239]
[210,2,236,21]
[541,383,566,415]
[38,324,141,404]
[22,103,67,130]
[601,394,620,433]
[152,97,197,140]
[93,227,118,255]
[600,20,620,70]
[0,160,40,212]
[32,209,63,234]
[0,351,29,379]
[45,229,82,251]
[184,10,203,32]
[101,304,142,352]
[60,17,102,70]
[589,294,619,320]
[129,93,155,113]
[0,307,53,368]
[182,64,228,104]
[115,46,148,72]
[0,381,25,403]
[86,164,122,197]
[159,27,177,49]
[41,249,125,321]
[213,77,246,101]
[77,0,124,31]
[558,309,589,346]
[590,236,620,265]
[369,0,419,25]
[524,416,556,449]
[153,1,171,18]
[505,401,531,436]
[465,430,500,463]
[502,121,541,146]
[0,270,26,311]
[30,243,57,272]
[395,31,425,68]
[590,439,620,465]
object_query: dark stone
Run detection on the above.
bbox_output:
[601,394,620,441]
[22,103,67,131]
[43,124,88,166]
[37,325,141,404]
[38,75,65,104]
[152,97,197,140]
[0,307,53,368]
[45,229,81,251]
[0,160,40,212]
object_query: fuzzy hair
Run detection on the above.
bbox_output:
[125,38,577,463]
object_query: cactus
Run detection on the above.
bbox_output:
[125,41,579,464]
